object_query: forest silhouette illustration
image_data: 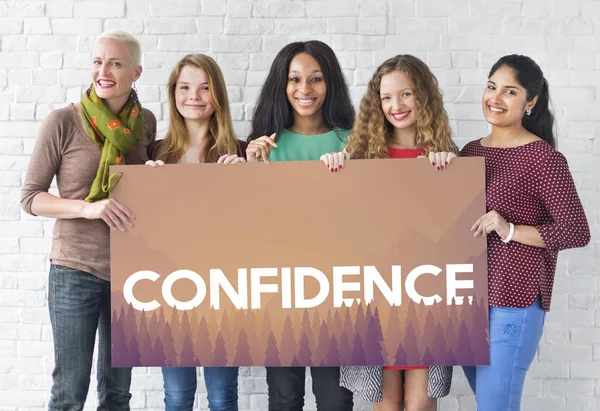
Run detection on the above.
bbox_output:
[111,295,489,367]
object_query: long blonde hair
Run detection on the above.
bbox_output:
[157,54,238,164]
[346,55,457,159]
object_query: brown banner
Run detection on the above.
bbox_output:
[110,158,489,367]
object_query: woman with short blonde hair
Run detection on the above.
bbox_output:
[21,30,156,410]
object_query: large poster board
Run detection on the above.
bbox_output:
[110,158,489,367]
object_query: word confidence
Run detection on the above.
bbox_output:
[123,265,474,311]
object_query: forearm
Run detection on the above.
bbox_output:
[512,224,545,248]
[30,192,87,219]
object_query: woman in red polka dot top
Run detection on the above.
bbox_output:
[441,55,591,411]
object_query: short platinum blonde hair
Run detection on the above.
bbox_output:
[95,30,141,67]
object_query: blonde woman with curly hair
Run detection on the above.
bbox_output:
[322,54,455,410]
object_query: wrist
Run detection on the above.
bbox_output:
[76,200,89,219]
[502,222,515,243]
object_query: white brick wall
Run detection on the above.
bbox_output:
[0,1,598,410]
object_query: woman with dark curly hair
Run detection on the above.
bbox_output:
[322,54,455,411]
[246,40,355,164]
[247,40,355,411]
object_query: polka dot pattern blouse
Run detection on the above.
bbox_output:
[461,139,590,311]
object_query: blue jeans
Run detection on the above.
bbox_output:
[48,264,132,410]
[463,299,546,411]
[162,366,239,411]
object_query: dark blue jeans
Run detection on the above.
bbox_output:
[162,366,239,411]
[48,264,132,411]
[266,367,354,410]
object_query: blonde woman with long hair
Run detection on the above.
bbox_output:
[146,54,245,411]
[321,54,455,410]
[148,53,245,165]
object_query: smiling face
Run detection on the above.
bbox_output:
[174,65,215,123]
[380,70,416,133]
[482,65,537,128]
[91,38,141,104]
[286,53,327,122]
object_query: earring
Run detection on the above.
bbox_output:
[526,108,532,116]
[130,82,139,102]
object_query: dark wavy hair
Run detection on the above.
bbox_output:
[248,40,355,142]
[489,55,556,148]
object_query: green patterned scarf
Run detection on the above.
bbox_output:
[81,85,144,202]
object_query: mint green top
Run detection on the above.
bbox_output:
[268,128,349,162]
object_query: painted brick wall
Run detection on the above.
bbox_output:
[0,1,598,410]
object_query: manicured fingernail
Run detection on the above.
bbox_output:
[334,168,338,172]
[431,161,435,166]
[437,166,440,170]
[446,160,449,165]
[441,165,444,169]
[339,165,343,169]
[330,168,334,172]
